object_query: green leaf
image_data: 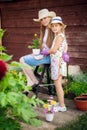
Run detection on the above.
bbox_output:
[0,29,5,39]
[0,92,7,107]
[6,92,21,106]
[17,103,37,122]
[0,46,5,51]
[30,118,42,127]
[0,52,13,62]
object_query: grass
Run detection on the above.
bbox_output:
[55,112,87,130]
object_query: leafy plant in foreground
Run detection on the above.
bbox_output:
[0,29,43,129]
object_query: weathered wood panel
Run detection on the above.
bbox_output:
[0,0,87,71]
[0,0,87,9]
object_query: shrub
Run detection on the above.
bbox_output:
[68,73,87,96]
[68,81,87,96]
[0,29,43,129]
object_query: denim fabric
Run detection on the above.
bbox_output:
[23,54,51,66]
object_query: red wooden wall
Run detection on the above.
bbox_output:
[0,0,87,71]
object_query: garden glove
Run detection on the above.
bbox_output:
[40,49,49,56]
[62,52,70,62]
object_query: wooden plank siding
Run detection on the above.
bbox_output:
[0,0,87,71]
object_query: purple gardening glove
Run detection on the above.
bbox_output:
[40,49,49,56]
[62,52,70,62]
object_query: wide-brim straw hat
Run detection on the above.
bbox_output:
[51,16,66,28]
[33,9,56,22]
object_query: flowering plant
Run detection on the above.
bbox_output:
[43,97,57,114]
[28,33,40,49]
[0,59,7,80]
[0,29,43,127]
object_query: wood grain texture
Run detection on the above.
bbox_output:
[0,0,87,71]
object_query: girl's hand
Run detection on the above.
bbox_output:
[49,49,56,54]
[62,52,70,62]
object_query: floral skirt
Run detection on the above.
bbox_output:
[50,52,67,80]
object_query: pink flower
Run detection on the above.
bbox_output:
[0,60,7,80]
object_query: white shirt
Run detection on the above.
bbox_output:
[42,29,49,50]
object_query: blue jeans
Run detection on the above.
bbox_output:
[23,54,51,66]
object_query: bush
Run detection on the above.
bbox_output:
[68,81,87,96]
[0,29,43,129]
[66,73,87,97]
[0,108,21,130]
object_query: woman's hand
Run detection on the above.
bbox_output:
[40,49,49,56]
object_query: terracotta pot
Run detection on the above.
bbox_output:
[80,93,87,97]
[74,96,87,111]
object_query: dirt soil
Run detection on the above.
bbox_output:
[21,91,85,130]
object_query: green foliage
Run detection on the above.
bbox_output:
[0,46,13,62]
[28,34,40,49]
[55,112,87,130]
[68,73,87,96]
[0,30,43,129]
[29,39,40,49]
[68,82,87,96]
[0,108,21,130]
[72,73,87,83]
[0,29,5,39]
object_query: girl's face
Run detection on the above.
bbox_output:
[51,23,62,34]
[40,17,51,27]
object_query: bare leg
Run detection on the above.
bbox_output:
[54,75,65,107]
[19,57,38,86]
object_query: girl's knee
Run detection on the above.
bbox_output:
[19,57,24,64]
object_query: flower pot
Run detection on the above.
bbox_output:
[45,113,54,122]
[80,93,87,97]
[74,96,87,111]
[32,49,40,55]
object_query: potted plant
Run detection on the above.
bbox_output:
[68,81,87,97]
[43,96,57,121]
[80,93,87,97]
[28,33,40,55]
[66,73,87,98]
[74,96,87,111]
[67,73,87,111]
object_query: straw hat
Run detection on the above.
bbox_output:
[51,16,66,28]
[33,9,56,22]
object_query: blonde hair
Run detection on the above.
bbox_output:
[39,24,54,49]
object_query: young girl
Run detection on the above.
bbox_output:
[42,16,69,111]
[19,9,56,89]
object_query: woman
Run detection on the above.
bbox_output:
[19,9,56,88]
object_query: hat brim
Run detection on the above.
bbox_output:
[33,11,56,22]
[51,21,66,28]
[33,18,40,22]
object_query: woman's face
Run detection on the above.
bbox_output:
[40,17,51,27]
[51,23,62,34]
